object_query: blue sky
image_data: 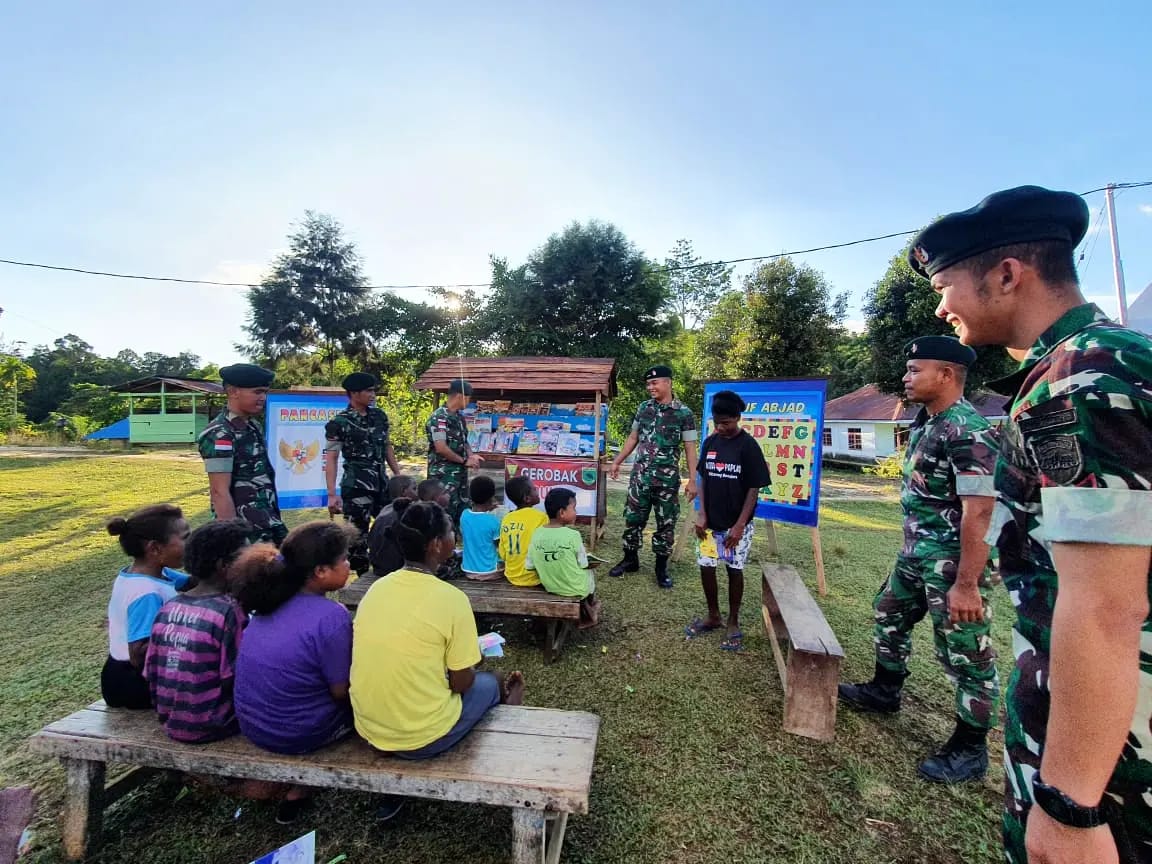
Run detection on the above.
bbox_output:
[1,1,1149,366]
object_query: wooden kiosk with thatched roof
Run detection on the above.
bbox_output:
[415,357,618,548]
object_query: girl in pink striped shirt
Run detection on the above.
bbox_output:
[145,520,250,743]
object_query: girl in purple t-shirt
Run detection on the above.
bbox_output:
[231,521,355,823]
[145,519,250,743]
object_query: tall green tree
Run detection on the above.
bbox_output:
[23,335,103,422]
[0,355,36,418]
[243,212,372,370]
[694,257,847,381]
[863,248,1015,394]
[826,331,872,398]
[480,221,669,362]
[662,239,732,330]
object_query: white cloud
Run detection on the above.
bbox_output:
[1139,204,1152,216]
[201,260,269,286]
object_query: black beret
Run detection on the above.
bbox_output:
[644,364,673,381]
[341,372,378,392]
[447,378,473,395]
[904,336,977,367]
[711,390,746,417]
[908,185,1089,279]
[219,364,274,388]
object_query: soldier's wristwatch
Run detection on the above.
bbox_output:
[1032,776,1106,828]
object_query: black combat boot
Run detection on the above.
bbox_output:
[609,549,640,578]
[837,663,906,714]
[918,720,989,784]
[655,554,672,589]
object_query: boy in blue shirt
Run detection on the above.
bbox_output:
[460,475,504,580]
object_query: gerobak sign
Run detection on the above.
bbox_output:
[701,378,828,528]
[505,456,600,517]
[264,391,347,510]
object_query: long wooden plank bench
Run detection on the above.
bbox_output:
[761,563,844,742]
[30,700,600,864]
[340,577,582,663]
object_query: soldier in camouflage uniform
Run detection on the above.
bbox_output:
[425,378,482,524]
[325,372,402,573]
[913,185,1152,862]
[609,364,699,589]
[838,336,1001,783]
[197,364,287,546]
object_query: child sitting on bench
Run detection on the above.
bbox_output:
[231,521,356,823]
[526,489,601,628]
[459,475,504,581]
[103,505,190,709]
[499,475,546,587]
[145,519,250,743]
[352,500,525,760]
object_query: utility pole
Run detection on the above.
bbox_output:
[1105,183,1129,325]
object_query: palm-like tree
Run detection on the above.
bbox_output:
[0,356,36,417]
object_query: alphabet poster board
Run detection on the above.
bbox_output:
[702,378,827,527]
[264,391,346,510]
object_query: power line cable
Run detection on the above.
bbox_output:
[1,181,1148,290]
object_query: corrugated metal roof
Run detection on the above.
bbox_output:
[415,357,617,397]
[825,384,1007,421]
[111,376,224,395]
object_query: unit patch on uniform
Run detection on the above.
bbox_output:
[1033,435,1083,485]
[1018,407,1078,436]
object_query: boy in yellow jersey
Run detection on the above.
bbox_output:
[499,475,548,587]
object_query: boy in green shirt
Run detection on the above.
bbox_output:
[526,488,601,627]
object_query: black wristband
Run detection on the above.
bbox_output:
[1032,775,1106,829]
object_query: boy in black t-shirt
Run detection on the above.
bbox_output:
[685,390,771,651]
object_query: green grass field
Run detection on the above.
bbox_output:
[0,454,1013,863]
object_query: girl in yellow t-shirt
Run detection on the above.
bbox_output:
[350,500,525,762]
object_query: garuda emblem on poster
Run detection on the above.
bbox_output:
[279,439,321,474]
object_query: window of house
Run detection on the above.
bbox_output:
[822,427,832,447]
[894,426,905,450]
[848,427,863,451]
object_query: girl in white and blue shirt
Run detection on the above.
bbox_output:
[102,504,190,708]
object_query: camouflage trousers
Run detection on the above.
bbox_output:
[223,503,287,548]
[428,464,469,525]
[621,477,679,557]
[341,485,390,574]
[873,555,1000,730]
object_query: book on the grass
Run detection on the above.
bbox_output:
[250,832,315,864]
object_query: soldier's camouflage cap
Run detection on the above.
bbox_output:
[644,364,673,381]
[219,364,274,388]
[908,185,1089,279]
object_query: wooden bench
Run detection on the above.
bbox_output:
[30,701,599,864]
[761,563,844,742]
[340,577,582,663]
